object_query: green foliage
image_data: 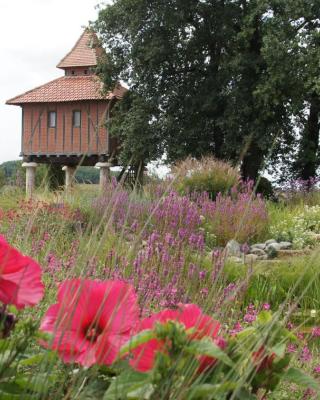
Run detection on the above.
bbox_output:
[0,169,5,189]
[76,167,99,184]
[107,91,162,165]
[0,160,23,186]
[173,157,240,200]
[0,161,103,190]
[103,313,313,399]
[0,181,319,399]
[224,252,320,311]
[270,204,320,249]
[256,177,275,200]
[46,164,64,190]
[94,0,320,182]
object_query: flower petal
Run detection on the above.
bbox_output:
[0,240,44,308]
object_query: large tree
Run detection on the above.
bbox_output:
[94,0,320,181]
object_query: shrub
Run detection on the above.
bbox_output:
[0,169,6,189]
[270,205,320,249]
[256,176,275,199]
[173,156,240,200]
[199,181,269,245]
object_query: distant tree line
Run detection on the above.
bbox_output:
[94,0,320,184]
[0,161,100,189]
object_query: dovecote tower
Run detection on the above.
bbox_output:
[6,29,126,195]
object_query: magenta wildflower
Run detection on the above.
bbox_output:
[299,346,312,363]
[243,313,256,323]
[199,270,207,280]
[287,343,297,353]
[229,321,243,335]
[313,365,320,374]
[312,327,320,337]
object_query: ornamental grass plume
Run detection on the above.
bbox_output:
[0,235,44,309]
[172,156,240,200]
[40,279,139,367]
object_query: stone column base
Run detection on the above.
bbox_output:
[62,166,76,190]
[22,162,37,198]
[95,162,111,190]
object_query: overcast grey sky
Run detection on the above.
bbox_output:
[0,0,108,163]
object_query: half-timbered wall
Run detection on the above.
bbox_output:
[21,101,112,156]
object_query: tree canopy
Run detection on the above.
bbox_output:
[94,0,320,182]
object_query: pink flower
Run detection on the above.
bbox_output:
[262,303,270,310]
[313,365,320,374]
[312,327,320,338]
[243,313,256,323]
[299,346,312,363]
[287,343,297,353]
[0,235,44,309]
[129,304,222,372]
[229,321,243,335]
[40,279,139,367]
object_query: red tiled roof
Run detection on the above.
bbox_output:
[57,30,101,69]
[6,76,127,105]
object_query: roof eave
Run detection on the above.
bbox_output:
[56,63,97,69]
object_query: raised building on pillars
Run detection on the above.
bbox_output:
[6,29,126,195]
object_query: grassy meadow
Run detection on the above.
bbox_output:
[1,166,320,399]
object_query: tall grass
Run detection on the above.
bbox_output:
[0,177,319,399]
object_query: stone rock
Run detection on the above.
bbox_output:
[266,243,281,259]
[278,241,292,250]
[265,239,277,246]
[225,240,242,258]
[257,254,268,260]
[244,254,258,264]
[251,243,266,250]
[250,248,266,257]
[266,242,282,251]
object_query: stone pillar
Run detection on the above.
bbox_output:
[22,162,37,198]
[62,166,76,190]
[95,162,111,190]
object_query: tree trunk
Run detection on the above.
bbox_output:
[48,163,65,190]
[241,138,265,181]
[297,93,320,182]
[133,161,144,189]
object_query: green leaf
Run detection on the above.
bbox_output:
[234,388,257,400]
[187,340,234,367]
[0,392,34,400]
[235,327,256,340]
[119,330,155,357]
[127,383,154,399]
[283,367,320,392]
[188,382,237,399]
[270,343,286,358]
[19,351,57,366]
[16,373,55,395]
[256,311,272,324]
[103,370,149,400]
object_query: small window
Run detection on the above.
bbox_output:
[71,70,75,75]
[84,69,88,75]
[73,110,81,128]
[48,111,56,128]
